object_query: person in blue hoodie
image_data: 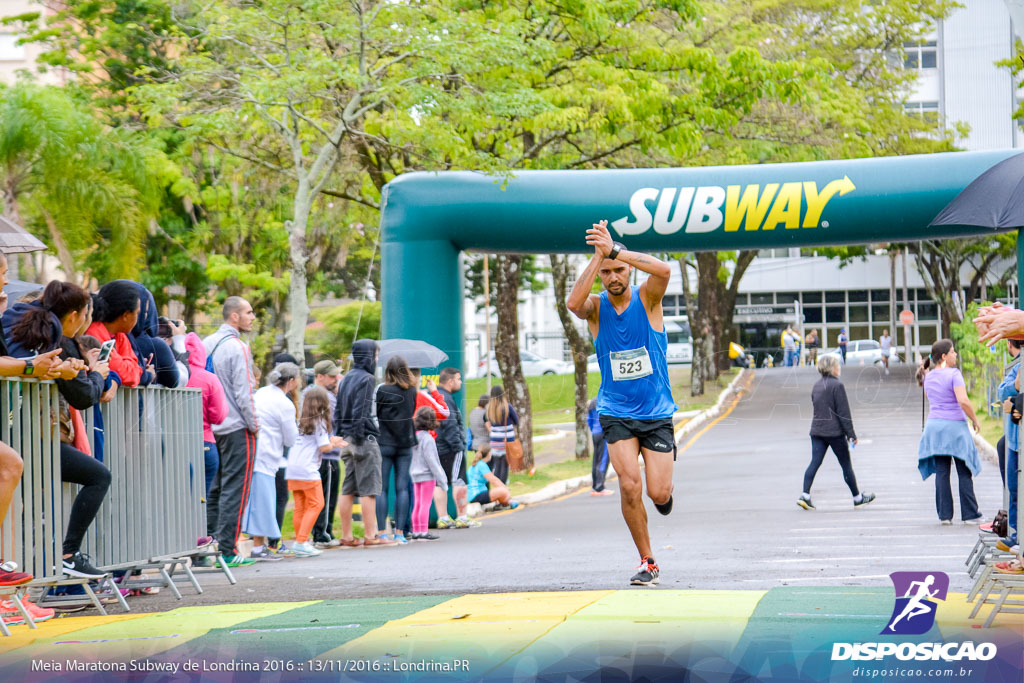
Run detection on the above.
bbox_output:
[115,280,178,388]
[587,399,613,496]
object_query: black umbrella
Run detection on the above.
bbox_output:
[930,151,1024,229]
[375,339,449,369]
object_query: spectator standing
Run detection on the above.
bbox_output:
[245,363,301,561]
[587,399,613,496]
[409,407,447,541]
[917,339,984,525]
[783,327,796,367]
[879,329,892,375]
[798,354,875,510]
[85,281,148,387]
[122,281,179,388]
[469,394,490,453]
[288,386,347,556]
[805,329,819,367]
[997,340,1022,550]
[203,296,260,568]
[335,339,395,547]
[837,328,849,365]
[486,385,518,484]
[184,333,228,496]
[306,360,343,547]
[375,356,417,543]
[435,367,473,529]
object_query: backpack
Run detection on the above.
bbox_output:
[205,334,233,373]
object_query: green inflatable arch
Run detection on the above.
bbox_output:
[380,149,1021,386]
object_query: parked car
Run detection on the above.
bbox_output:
[474,350,574,379]
[821,339,900,366]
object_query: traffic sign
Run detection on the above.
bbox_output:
[899,309,914,325]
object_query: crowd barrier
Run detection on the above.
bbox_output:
[0,378,214,632]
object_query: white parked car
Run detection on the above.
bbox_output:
[821,339,900,366]
[474,350,574,379]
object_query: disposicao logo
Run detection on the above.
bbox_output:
[611,177,855,236]
[830,571,998,663]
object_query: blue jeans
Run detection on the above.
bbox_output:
[1008,447,1019,544]
[204,441,220,496]
[377,445,413,535]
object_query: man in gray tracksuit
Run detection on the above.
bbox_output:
[203,296,259,564]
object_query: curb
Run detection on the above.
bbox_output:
[479,369,750,515]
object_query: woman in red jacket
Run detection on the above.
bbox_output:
[86,282,149,388]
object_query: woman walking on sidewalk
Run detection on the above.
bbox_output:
[917,339,984,525]
[798,354,875,510]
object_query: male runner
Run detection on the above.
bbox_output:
[567,219,677,586]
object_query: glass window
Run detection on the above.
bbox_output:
[917,302,938,320]
[849,325,869,342]
[870,289,889,302]
[662,294,677,316]
[736,293,750,305]
[871,304,891,322]
[802,291,822,304]
[803,307,823,324]
[776,292,799,304]
[919,326,938,348]
[750,293,773,305]
[904,40,937,71]
[849,305,869,323]
[826,306,846,323]
[521,351,540,361]
[848,290,868,302]
[825,291,845,303]
[917,288,930,301]
[860,340,880,351]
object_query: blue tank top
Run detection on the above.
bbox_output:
[595,286,677,420]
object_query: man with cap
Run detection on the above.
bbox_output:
[305,359,344,547]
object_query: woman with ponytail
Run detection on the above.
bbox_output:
[917,339,984,525]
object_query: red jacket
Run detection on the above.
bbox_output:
[416,388,449,439]
[86,322,143,387]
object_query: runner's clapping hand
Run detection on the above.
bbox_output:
[586,220,613,258]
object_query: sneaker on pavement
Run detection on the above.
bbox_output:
[436,517,455,529]
[854,492,876,508]
[192,556,215,568]
[417,532,440,542]
[195,536,216,549]
[590,489,616,497]
[392,534,410,545]
[0,561,32,586]
[940,519,953,526]
[270,546,297,558]
[630,556,660,586]
[797,496,815,511]
[509,501,520,510]
[453,517,470,529]
[653,495,672,516]
[63,552,106,579]
[222,554,257,568]
[963,516,986,525]
[462,517,482,527]
[251,547,283,562]
[290,542,322,557]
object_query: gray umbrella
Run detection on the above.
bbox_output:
[929,151,1024,229]
[376,339,449,369]
[4,278,44,302]
[0,215,46,254]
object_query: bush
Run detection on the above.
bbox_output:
[950,302,1007,397]
[312,301,381,360]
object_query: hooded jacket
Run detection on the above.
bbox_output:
[185,332,229,443]
[203,323,258,435]
[121,280,178,387]
[86,320,144,387]
[435,386,464,455]
[2,301,61,358]
[334,339,379,443]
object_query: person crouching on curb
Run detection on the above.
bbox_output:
[466,445,517,512]
[409,407,448,542]
[287,386,347,556]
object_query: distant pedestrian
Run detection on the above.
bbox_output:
[880,329,892,375]
[806,329,819,367]
[783,327,796,367]
[916,339,984,525]
[838,328,848,365]
[486,385,518,484]
[587,399,613,496]
[798,354,876,510]
[409,407,448,541]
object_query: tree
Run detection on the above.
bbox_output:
[549,254,590,460]
[312,301,382,362]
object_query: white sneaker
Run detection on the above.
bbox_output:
[291,542,322,557]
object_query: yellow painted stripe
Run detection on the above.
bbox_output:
[0,613,147,654]
[936,592,1024,634]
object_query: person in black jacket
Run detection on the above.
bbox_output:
[374,355,417,542]
[334,339,394,547]
[799,354,876,511]
[435,367,473,528]
[7,280,114,578]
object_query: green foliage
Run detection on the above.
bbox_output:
[950,302,1006,397]
[312,302,382,360]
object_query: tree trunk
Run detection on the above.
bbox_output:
[716,250,757,371]
[494,255,534,470]
[695,252,721,381]
[549,254,590,460]
[679,254,707,396]
[41,207,78,280]
[285,183,312,368]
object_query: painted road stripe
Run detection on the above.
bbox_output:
[760,555,964,563]
[0,614,147,654]
[743,575,893,583]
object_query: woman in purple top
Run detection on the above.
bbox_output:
[917,339,984,525]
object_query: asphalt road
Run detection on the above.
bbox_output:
[145,364,1003,609]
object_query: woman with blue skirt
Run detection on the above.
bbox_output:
[917,339,984,525]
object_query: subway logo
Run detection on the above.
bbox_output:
[611,176,856,236]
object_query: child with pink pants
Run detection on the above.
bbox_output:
[409,407,448,541]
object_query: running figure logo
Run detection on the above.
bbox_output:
[882,571,949,635]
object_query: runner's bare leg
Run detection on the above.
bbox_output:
[641,448,674,506]
[608,437,651,559]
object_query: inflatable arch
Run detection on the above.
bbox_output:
[379,149,1022,389]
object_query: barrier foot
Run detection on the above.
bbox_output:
[216,555,237,585]
[103,575,130,612]
[9,591,36,629]
[81,582,108,616]
[984,587,1013,628]
[0,614,9,637]
[174,559,203,595]
[159,566,182,601]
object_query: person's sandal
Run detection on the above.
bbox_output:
[338,538,363,549]
[994,559,1024,575]
[362,537,397,548]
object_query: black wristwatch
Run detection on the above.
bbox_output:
[23,358,34,376]
[608,241,625,261]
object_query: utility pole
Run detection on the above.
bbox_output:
[483,254,493,392]
[902,247,912,364]
[889,250,898,345]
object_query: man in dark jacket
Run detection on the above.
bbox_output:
[335,339,393,547]
[434,367,473,528]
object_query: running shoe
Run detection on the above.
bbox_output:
[797,496,815,511]
[979,522,995,533]
[963,516,987,525]
[653,495,672,516]
[270,546,297,559]
[854,492,876,508]
[250,547,284,562]
[630,556,660,586]
[410,532,440,542]
[940,519,953,526]
[62,552,106,579]
[509,501,520,510]
[460,517,482,527]
[0,561,32,586]
[290,542,322,557]
[196,536,216,549]
[392,534,410,545]
[453,517,470,529]
[436,517,455,529]
[590,489,616,497]
[221,554,257,568]
[0,598,54,624]
[996,538,1018,553]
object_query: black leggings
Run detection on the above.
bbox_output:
[803,435,859,497]
[60,443,111,555]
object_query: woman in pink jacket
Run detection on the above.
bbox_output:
[185,332,229,495]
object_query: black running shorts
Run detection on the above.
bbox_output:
[598,415,676,460]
